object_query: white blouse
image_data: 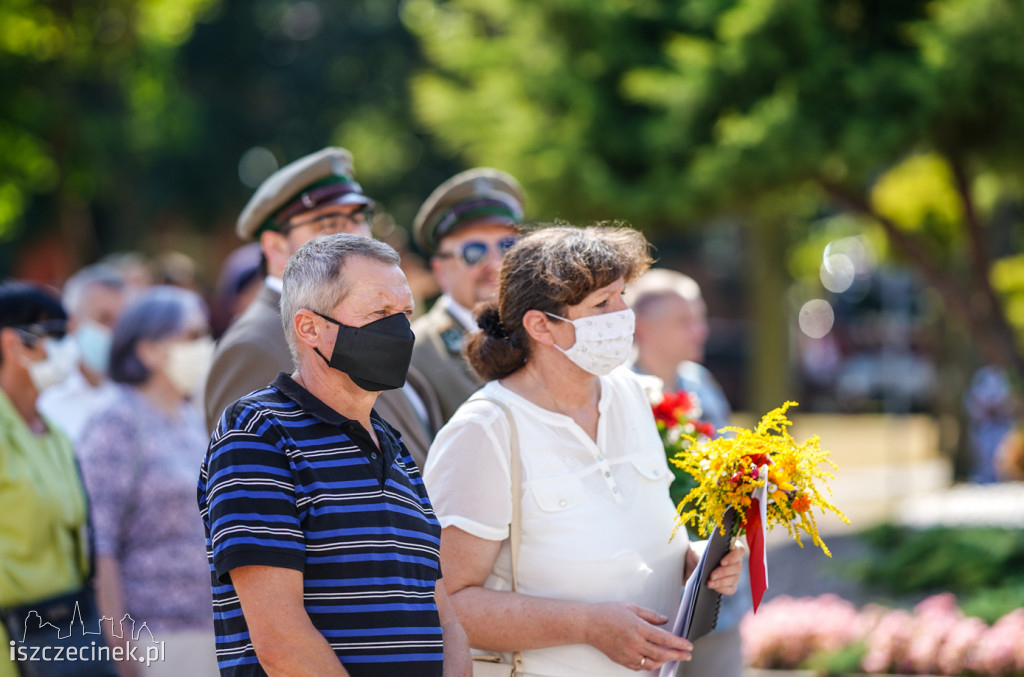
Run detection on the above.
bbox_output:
[423,367,688,677]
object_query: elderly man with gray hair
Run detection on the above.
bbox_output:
[197,234,471,677]
[39,262,128,445]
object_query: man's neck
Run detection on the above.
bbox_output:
[293,365,380,448]
[441,295,478,332]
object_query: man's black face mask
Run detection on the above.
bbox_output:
[313,311,415,391]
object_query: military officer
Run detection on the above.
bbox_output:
[411,168,525,422]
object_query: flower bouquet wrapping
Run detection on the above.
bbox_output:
[667,400,849,611]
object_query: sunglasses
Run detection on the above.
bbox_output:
[435,236,519,266]
[13,319,67,347]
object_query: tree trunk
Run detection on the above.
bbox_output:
[745,216,792,414]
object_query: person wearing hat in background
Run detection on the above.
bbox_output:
[0,281,117,677]
[412,168,525,423]
[203,147,442,466]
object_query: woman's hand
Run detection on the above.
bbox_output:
[583,602,692,672]
[707,541,748,596]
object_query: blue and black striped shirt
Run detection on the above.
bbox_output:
[197,373,443,676]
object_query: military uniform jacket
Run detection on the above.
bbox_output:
[411,300,484,424]
[203,284,441,467]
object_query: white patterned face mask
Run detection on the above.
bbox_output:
[545,308,636,376]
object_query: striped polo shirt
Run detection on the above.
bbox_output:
[197,373,443,676]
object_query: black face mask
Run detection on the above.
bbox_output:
[313,311,415,391]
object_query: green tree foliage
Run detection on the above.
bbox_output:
[176,0,460,235]
[0,0,216,261]
[408,0,1024,382]
[0,0,459,274]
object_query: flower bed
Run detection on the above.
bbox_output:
[741,593,1024,675]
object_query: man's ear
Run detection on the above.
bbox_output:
[521,309,557,347]
[260,230,291,278]
[293,309,325,349]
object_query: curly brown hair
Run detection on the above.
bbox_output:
[466,225,653,381]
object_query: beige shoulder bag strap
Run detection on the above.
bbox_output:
[470,396,525,677]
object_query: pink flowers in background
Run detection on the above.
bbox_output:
[740,594,863,668]
[741,593,1024,675]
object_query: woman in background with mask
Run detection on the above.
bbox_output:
[422,226,745,677]
[77,285,218,677]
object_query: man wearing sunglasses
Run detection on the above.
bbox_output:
[204,147,442,467]
[412,167,526,422]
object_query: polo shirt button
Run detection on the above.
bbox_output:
[371,452,378,460]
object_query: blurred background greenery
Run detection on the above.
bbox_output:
[4,0,1024,479]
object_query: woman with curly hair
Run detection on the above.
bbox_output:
[423,225,745,676]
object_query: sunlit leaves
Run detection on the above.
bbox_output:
[870,154,962,236]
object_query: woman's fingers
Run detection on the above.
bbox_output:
[587,602,693,670]
[707,543,747,594]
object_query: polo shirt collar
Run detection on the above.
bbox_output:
[270,371,404,441]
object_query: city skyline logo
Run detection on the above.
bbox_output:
[9,600,164,667]
[18,599,156,643]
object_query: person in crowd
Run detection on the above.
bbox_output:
[422,226,745,676]
[198,234,471,676]
[628,267,748,677]
[963,365,1019,484]
[0,281,113,677]
[412,168,525,423]
[101,251,154,297]
[209,242,263,338]
[628,269,730,431]
[77,286,217,676]
[203,146,440,466]
[152,251,201,291]
[38,263,128,445]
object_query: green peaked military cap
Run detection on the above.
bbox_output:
[236,147,373,241]
[413,167,526,255]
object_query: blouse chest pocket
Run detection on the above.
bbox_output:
[630,455,671,485]
[529,479,585,513]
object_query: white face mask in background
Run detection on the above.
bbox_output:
[165,336,215,399]
[545,308,636,376]
[74,321,113,375]
[22,337,76,392]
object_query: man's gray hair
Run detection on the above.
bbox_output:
[626,268,703,317]
[281,234,402,363]
[63,263,126,316]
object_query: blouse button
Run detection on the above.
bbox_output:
[559,499,567,507]
[604,471,611,478]
[597,455,604,461]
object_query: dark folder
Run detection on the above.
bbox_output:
[658,507,737,676]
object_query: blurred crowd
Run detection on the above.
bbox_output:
[1,145,1021,677]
